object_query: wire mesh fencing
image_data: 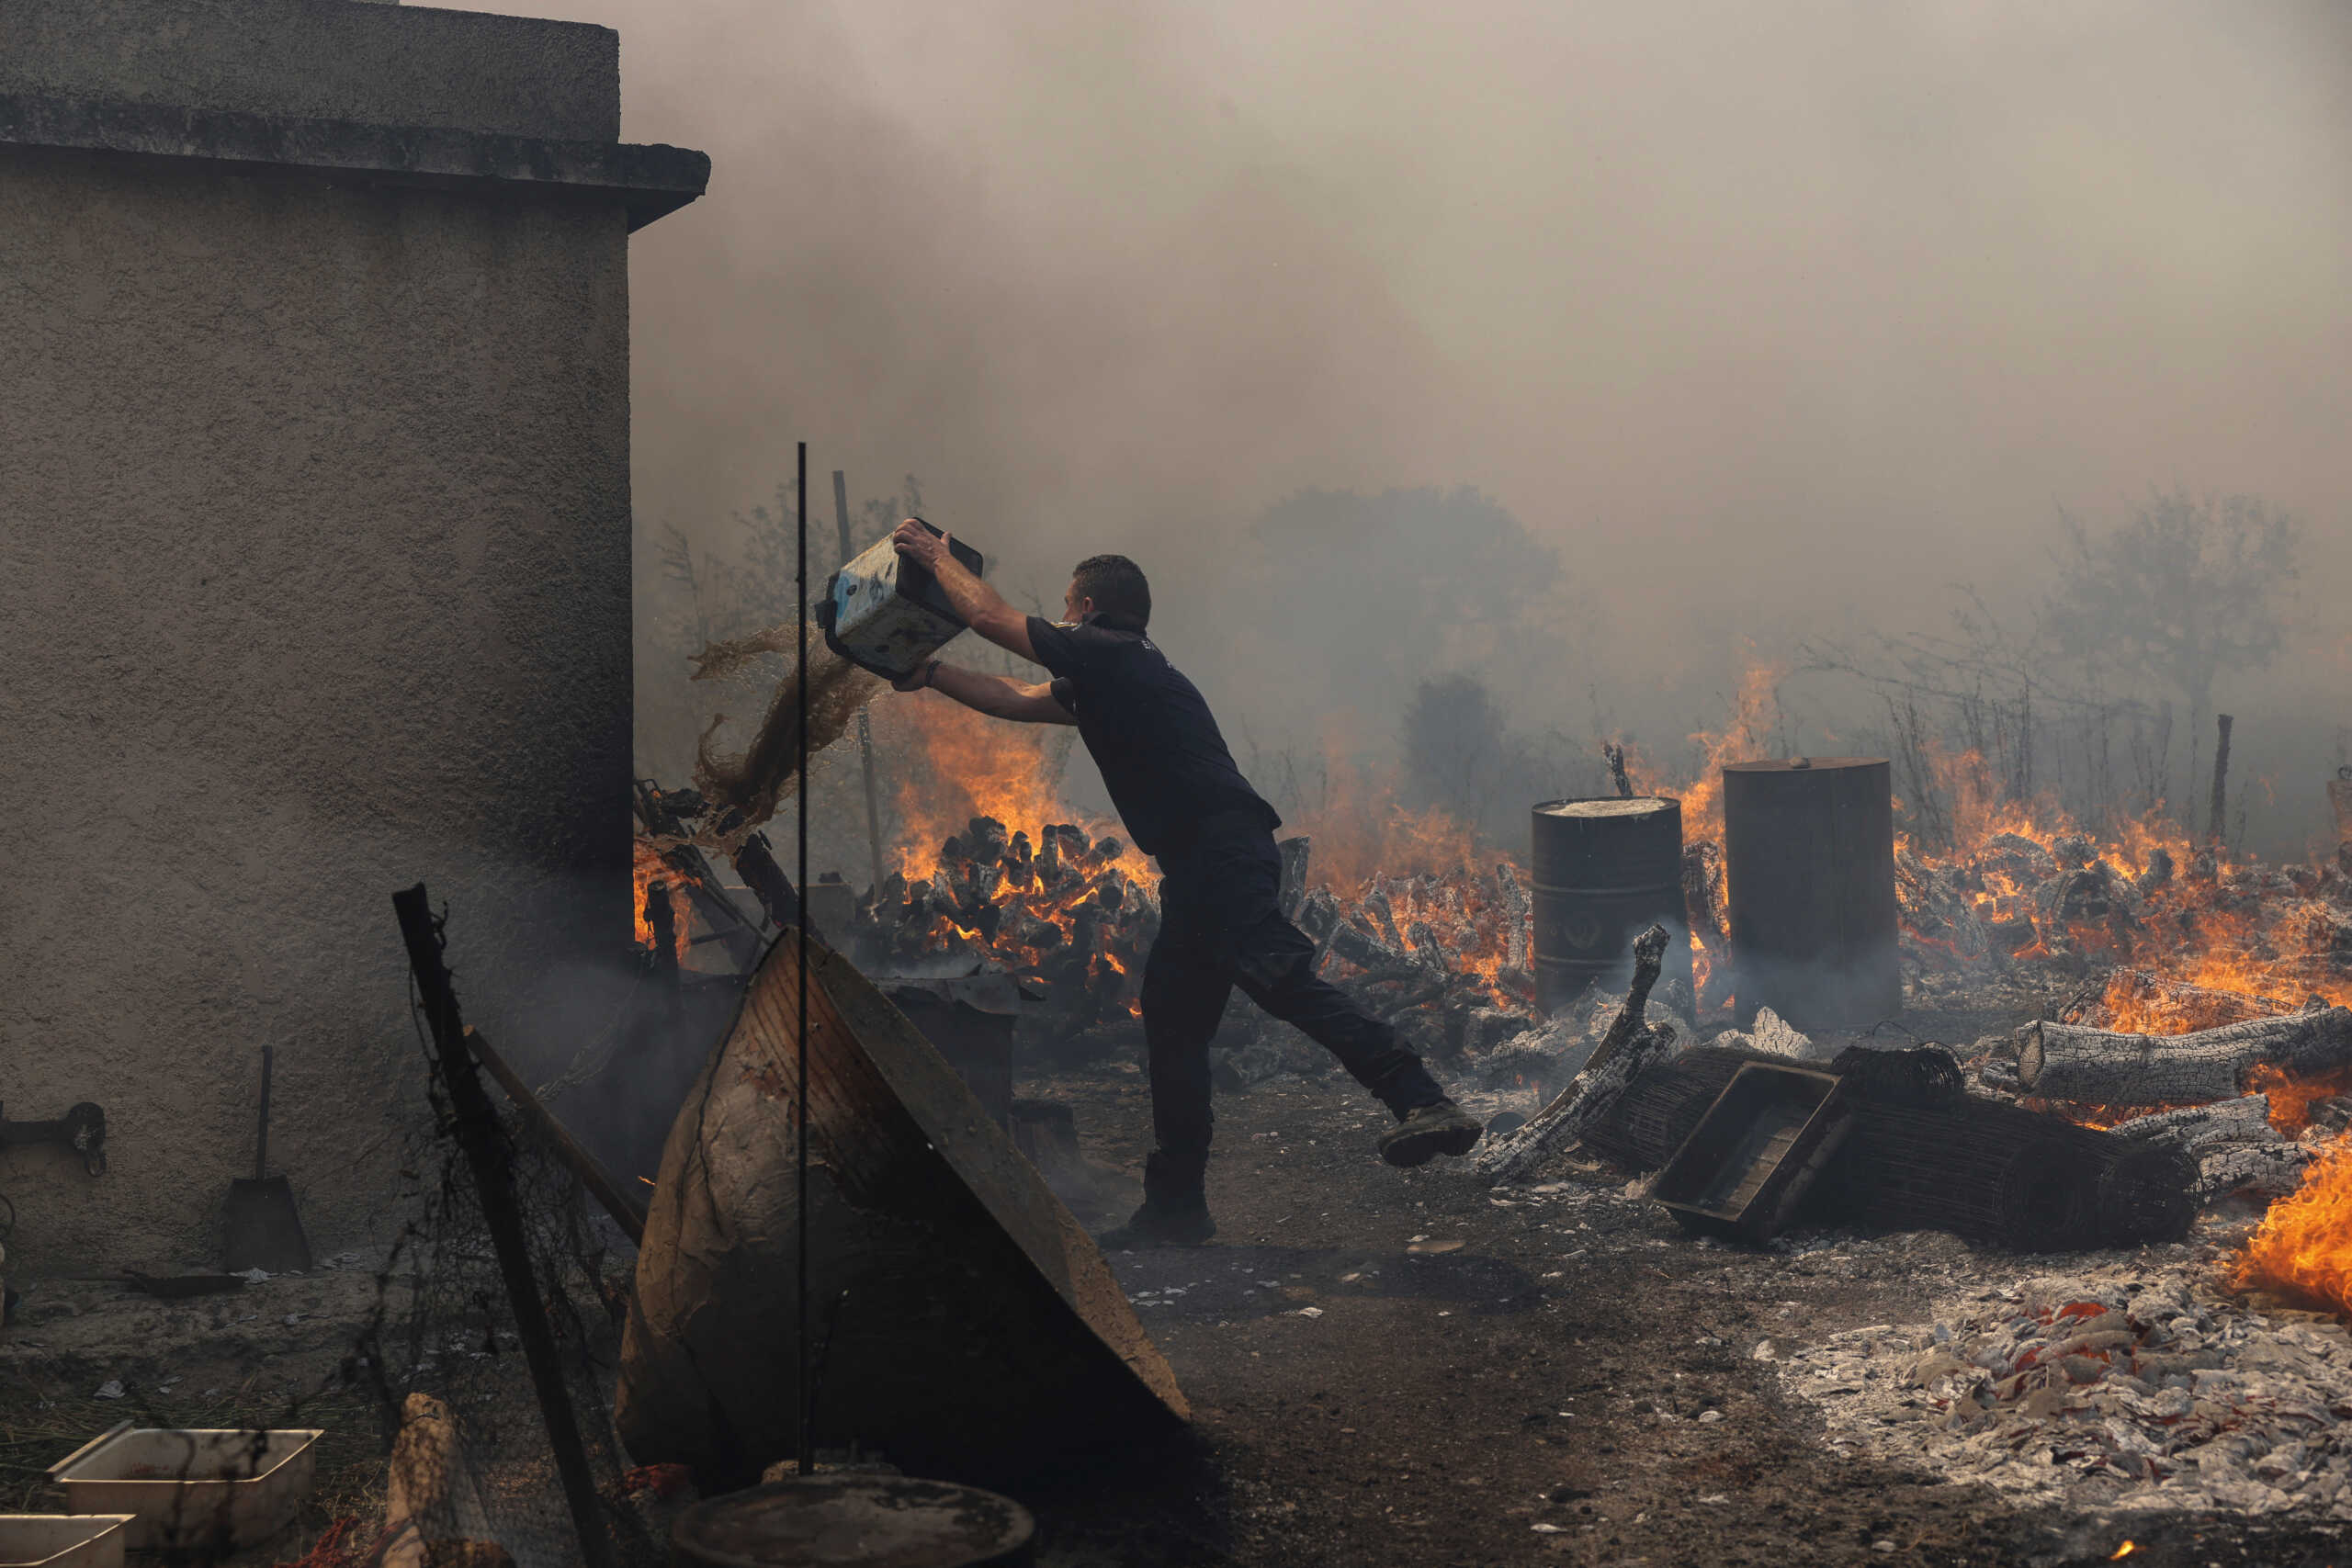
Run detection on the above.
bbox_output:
[332,1093,673,1568]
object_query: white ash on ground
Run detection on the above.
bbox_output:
[1774,1221,2352,1518]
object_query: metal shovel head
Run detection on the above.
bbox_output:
[223,1175,312,1274]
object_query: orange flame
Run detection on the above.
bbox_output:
[1287,740,1485,893]
[1616,660,1783,849]
[632,839,693,963]
[1876,735,2352,1032]
[2246,1061,2352,1137]
[883,698,1151,885]
[2234,1140,2352,1314]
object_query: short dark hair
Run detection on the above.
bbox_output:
[1070,554,1150,627]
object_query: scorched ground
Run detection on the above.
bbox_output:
[1013,1052,2351,1568]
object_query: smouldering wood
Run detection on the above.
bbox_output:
[2017,1007,2352,1104]
[1474,923,1670,1186]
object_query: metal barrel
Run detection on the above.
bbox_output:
[1529,796,1691,1013]
[1721,757,1901,1030]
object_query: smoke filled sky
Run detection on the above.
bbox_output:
[502,0,2352,722]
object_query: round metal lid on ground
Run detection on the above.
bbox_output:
[671,1477,1037,1568]
[1533,795,1677,818]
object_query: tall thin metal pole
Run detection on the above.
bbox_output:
[796,441,814,1477]
[836,469,888,897]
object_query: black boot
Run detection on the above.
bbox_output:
[1377,1099,1485,1168]
[1098,1152,1216,1249]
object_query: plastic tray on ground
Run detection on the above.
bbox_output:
[45,1424,322,1554]
[1651,1062,1852,1242]
[0,1515,135,1568]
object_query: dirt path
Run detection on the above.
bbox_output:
[1012,1069,2352,1568]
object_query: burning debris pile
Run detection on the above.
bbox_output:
[842,817,1158,1036]
[1896,817,2352,1025]
[831,814,1545,1068]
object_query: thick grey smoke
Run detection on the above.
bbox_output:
[500,0,2352,849]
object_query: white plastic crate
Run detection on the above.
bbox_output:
[46,1425,321,1553]
[0,1514,134,1568]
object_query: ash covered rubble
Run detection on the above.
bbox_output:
[1453,828,2352,1526]
[1774,1256,2352,1519]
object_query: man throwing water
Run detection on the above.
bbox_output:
[887,521,1484,1247]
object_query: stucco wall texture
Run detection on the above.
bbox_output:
[0,0,619,142]
[0,5,671,1273]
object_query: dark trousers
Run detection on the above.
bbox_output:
[1140,820,1444,1181]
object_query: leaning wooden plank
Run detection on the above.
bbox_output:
[2018,1007,2352,1104]
[616,929,1186,1491]
[465,1027,647,1247]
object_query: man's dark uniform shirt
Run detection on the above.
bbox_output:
[1023,611,1442,1176]
[1024,613,1278,855]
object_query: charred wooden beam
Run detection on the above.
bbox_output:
[2208,712,2233,846]
[1277,836,1311,922]
[1475,1022,1673,1187]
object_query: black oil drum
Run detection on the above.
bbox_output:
[1529,796,1691,1013]
[1721,757,1901,1030]
[670,1475,1036,1567]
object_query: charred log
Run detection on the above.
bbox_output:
[2195,1140,2316,1201]
[1582,924,1671,1078]
[1474,1021,1675,1187]
[2017,1006,2352,1104]
[1277,836,1311,921]
[2108,1094,2278,1154]
[1474,924,1671,1185]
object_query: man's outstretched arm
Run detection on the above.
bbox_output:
[895,660,1075,726]
[891,519,1036,663]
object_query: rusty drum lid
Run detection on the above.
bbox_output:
[671,1476,1036,1568]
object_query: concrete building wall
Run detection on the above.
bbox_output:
[0,0,618,141]
[0,3,703,1273]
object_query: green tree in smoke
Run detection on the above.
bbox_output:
[1399,671,1515,828]
[2040,490,2300,821]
